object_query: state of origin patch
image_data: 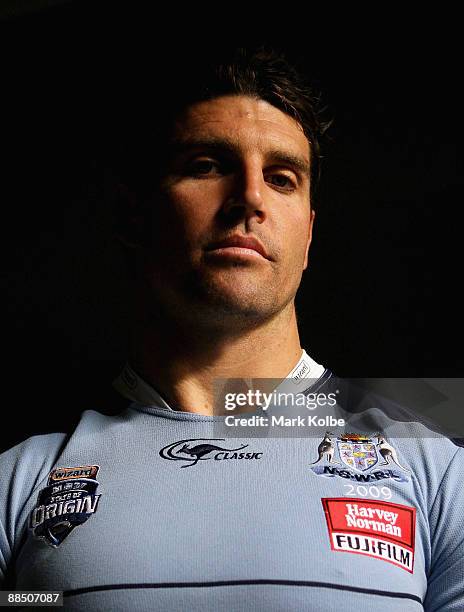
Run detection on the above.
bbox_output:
[322,498,416,572]
[29,465,101,548]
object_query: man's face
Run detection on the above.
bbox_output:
[140,94,315,326]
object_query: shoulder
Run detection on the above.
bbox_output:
[318,374,464,481]
[0,432,69,583]
[0,432,69,490]
[0,405,130,518]
[0,432,70,517]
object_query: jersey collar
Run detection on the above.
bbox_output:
[113,349,326,411]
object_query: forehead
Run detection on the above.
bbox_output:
[172,95,310,161]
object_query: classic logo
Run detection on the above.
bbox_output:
[310,432,410,483]
[29,465,101,548]
[159,438,263,468]
[322,497,416,572]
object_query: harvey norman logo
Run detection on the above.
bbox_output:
[322,498,416,572]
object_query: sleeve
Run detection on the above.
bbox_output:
[0,433,67,586]
[424,446,464,611]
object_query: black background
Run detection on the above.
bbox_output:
[2,2,463,452]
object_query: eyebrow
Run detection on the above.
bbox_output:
[168,136,311,178]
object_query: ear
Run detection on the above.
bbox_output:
[303,208,316,270]
[112,183,149,249]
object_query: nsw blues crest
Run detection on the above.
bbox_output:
[309,432,410,482]
[337,435,378,472]
[29,465,101,548]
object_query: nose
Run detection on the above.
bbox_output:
[221,160,266,223]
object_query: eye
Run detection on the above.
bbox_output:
[266,173,296,191]
[188,158,221,176]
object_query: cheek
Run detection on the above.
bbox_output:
[162,182,220,237]
[280,207,312,260]
[287,234,310,271]
[149,184,221,264]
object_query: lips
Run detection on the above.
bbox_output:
[205,234,271,260]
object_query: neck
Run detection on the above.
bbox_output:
[129,301,303,415]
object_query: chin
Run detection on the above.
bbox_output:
[160,268,296,325]
[194,283,287,324]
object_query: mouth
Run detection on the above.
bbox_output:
[205,234,271,261]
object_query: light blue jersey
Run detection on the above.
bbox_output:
[1,355,463,611]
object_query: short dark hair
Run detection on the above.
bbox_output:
[108,46,331,207]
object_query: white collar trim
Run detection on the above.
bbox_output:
[113,349,325,411]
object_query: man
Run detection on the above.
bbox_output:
[1,48,463,611]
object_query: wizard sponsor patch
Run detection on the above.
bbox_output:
[321,497,416,572]
[29,465,101,548]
